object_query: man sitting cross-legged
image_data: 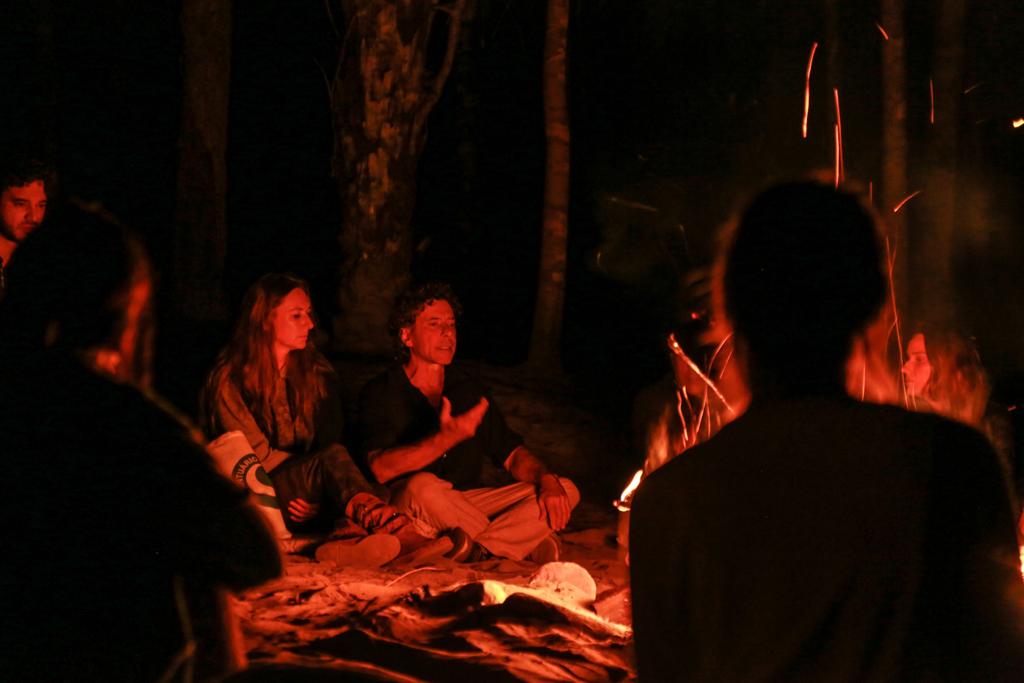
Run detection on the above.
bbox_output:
[356,283,579,562]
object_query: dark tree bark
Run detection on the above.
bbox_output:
[528,0,570,370]
[173,0,231,320]
[880,0,909,320]
[332,0,465,355]
[453,0,479,244]
[918,0,965,324]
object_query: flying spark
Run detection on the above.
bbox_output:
[802,42,818,139]
[929,79,935,124]
[833,88,844,183]
[892,190,922,213]
[875,22,890,40]
[834,125,841,188]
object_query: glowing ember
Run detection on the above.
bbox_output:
[929,79,935,124]
[892,190,922,213]
[614,469,644,512]
[875,22,890,40]
[1019,544,1024,581]
[1013,118,1024,128]
[802,42,818,139]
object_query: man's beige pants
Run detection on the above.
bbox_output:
[389,472,580,560]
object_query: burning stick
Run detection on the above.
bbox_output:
[892,190,921,213]
[668,333,736,415]
[875,22,890,40]
[802,42,818,139]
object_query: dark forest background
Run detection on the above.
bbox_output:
[4,0,1024,429]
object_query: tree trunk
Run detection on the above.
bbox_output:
[880,0,909,321]
[173,0,231,320]
[918,0,965,325]
[333,0,464,355]
[528,0,570,370]
[454,0,479,245]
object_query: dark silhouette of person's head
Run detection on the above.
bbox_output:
[722,182,885,395]
[0,202,154,385]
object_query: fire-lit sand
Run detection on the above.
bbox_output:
[234,361,635,681]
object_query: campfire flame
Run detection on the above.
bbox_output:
[1013,118,1024,128]
[615,333,742,515]
[614,469,644,512]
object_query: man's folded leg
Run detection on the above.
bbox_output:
[466,477,580,560]
[388,471,491,540]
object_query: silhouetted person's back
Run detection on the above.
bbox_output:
[0,207,280,681]
[630,183,1024,681]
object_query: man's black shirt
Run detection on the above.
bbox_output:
[356,363,522,489]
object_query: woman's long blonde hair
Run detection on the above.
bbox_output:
[914,326,990,427]
[204,273,334,437]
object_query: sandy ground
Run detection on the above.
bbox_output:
[234,361,638,681]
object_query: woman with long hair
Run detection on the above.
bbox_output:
[203,273,454,563]
[902,325,1016,503]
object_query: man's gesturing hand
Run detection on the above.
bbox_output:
[439,396,489,447]
[537,474,571,531]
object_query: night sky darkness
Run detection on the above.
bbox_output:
[4,0,1024,422]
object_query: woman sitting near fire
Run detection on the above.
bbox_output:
[203,273,453,564]
[902,324,1017,503]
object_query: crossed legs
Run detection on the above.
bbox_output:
[388,471,580,560]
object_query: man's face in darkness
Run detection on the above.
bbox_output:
[0,180,48,244]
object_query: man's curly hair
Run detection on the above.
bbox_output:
[389,282,463,363]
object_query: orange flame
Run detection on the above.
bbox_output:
[1013,118,1024,128]
[802,42,818,139]
[614,469,644,512]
